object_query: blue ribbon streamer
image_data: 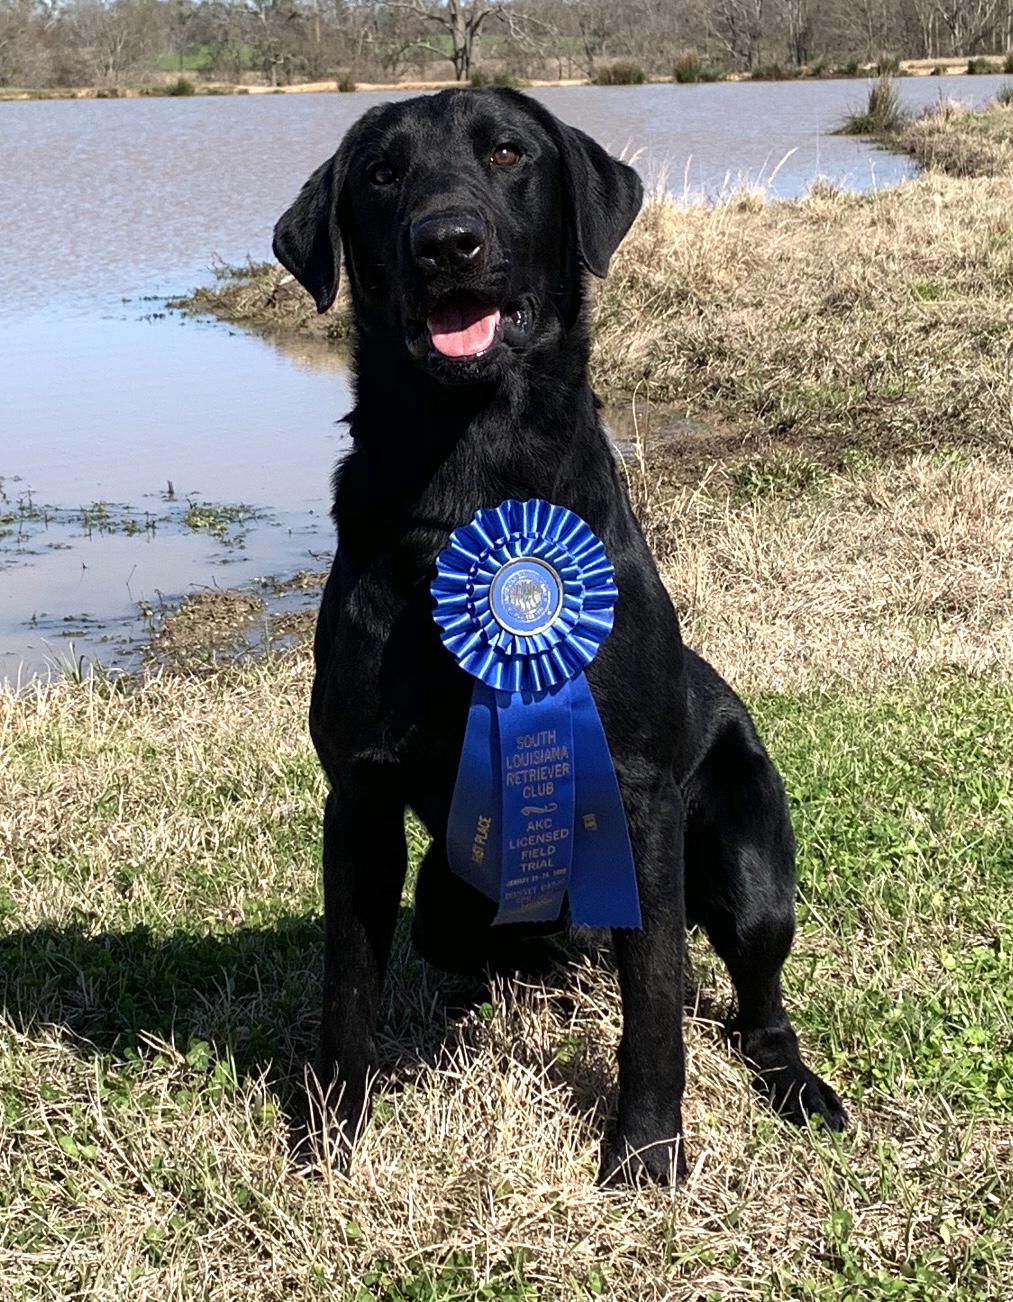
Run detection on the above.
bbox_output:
[434,500,642,930]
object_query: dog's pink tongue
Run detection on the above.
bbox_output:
[428,301,501,357]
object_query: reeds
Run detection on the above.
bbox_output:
[838,74,903,135]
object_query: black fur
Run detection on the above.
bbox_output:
[273,87,845,1185]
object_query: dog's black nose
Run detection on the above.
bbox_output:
[410,211,486,273]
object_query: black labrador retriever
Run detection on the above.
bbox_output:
[273,87,845,1184]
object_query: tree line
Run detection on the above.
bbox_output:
[3,0,1013,91]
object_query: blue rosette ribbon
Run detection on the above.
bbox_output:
[432,499,642,929]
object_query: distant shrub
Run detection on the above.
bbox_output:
[967,57,999,75]
[673,52,720,83]
[839,75,904,135]
[1005,52,1013,74]
[841,58,861,76]
[876,52,900,75]
[336,70,356,92]
[751,63,800,81]
[673,51,699,82]
[166,77,195,96]
[592,60,645,86]
[470,68,522,88]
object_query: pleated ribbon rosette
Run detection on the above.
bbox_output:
[432,499,641,928]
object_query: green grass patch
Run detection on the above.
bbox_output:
[752,675,1013,1112]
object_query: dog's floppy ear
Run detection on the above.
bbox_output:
[273,107,384,313]
[273,156,342,313]
[536,108,643,278]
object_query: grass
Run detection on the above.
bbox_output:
[897,95,1013,177]
[469,69,525,90]
[672,52,720,84]
[631,449,1013,689]
[2,632,1011,1296]
[4,439,1013,1296]
[591,61,646,87]
[592,173,1013,456]
[171,262,354,344]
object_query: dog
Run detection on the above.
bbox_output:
[273,87,845,1184]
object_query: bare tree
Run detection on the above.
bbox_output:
[390,0,502,79]
[933,0,1005,54]
[777,0,811,64]
[564,0,624,74]
[69,0,164,86]
[711,0,765,69]
[0,0,39,84]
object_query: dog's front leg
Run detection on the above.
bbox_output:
[312,772,407,1153]
[601,776,688,1186]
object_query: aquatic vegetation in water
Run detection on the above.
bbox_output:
[79,501,161,537]
[1,477,268,568]
[182,500,264,546]
[0,481,52,545]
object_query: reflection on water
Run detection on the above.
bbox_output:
[3,77,1007,681]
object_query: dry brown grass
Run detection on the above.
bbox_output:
[2,960,1008,1300]
[594,174,1013,450]
[897,96,1013,178]
[627,448,1013,691]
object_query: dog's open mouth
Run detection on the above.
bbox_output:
[427,294,502,358]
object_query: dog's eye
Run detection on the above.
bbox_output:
[491,144,521,168]
[370,164,396,187]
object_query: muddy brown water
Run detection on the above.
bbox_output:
[2,76,1007,683]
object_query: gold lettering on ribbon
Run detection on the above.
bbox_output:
[471,814,493,864]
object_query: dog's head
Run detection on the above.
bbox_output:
[273,88,643,385]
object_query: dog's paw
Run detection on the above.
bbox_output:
[599,1132,687,1187]
[732,1025,847,1133]
[764,1063,848,1133]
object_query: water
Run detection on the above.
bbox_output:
[0,316,343,682]
[1,76,1006,681]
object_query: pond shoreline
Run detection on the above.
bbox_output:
[5,88,1009,685]
[0,56,998,102]
[174,99,1013,462]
